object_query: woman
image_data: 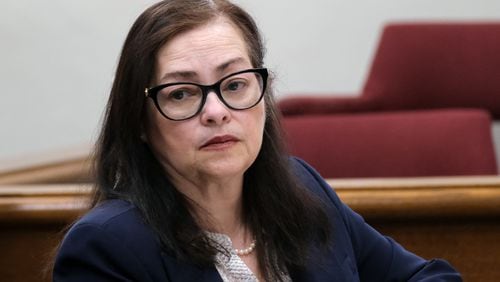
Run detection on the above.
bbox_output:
[53,0,461,281]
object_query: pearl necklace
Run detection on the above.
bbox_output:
[233,239,257,256]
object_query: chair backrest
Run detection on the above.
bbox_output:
[364,22,500,119]
[282,109,497,178]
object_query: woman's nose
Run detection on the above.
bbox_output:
[200,91,231,125]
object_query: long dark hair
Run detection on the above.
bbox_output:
[92,0,331,280]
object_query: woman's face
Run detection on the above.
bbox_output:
[145,17,266,187]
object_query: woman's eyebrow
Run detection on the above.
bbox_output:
[216,57,246,72]
[159,70,197,83]
[159,57,247,83]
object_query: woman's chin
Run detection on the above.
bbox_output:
[198,158,252,180]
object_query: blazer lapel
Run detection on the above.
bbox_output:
[161,252,223,282]
[288,249,358,281]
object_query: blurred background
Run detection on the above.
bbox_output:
[1,0,499,166]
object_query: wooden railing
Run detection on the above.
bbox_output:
[1,177,500,281]
[329,176,500,219]
[0,147,92,185]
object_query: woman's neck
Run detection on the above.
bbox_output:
[172,174,260,278]
[173,174,247,236]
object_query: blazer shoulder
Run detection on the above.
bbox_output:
[55,199,168,281]
[67,199,158,252]
[288,156,343,208]
[288,157,462,281]
[76,199,139,227]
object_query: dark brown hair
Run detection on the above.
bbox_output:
[92,0,331,280]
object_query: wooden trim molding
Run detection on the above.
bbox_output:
[0,158,92,185]
[2,176,500,223]
[0,185,89,224]
[328,176,500,220]
[0,146,92,185]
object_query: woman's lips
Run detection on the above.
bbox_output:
[201,135,239,150]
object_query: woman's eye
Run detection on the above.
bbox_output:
[225,80,247,92]
[166,88,199,101]
[170,90,187,100]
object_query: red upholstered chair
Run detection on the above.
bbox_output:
[282,109,497,178]
[278,22,500,119]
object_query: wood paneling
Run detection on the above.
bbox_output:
[0,185,89,282]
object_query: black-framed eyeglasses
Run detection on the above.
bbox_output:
[145,68,268,121]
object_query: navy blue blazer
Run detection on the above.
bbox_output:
[54,158,461,281]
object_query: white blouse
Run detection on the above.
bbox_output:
[206,232,291,282]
